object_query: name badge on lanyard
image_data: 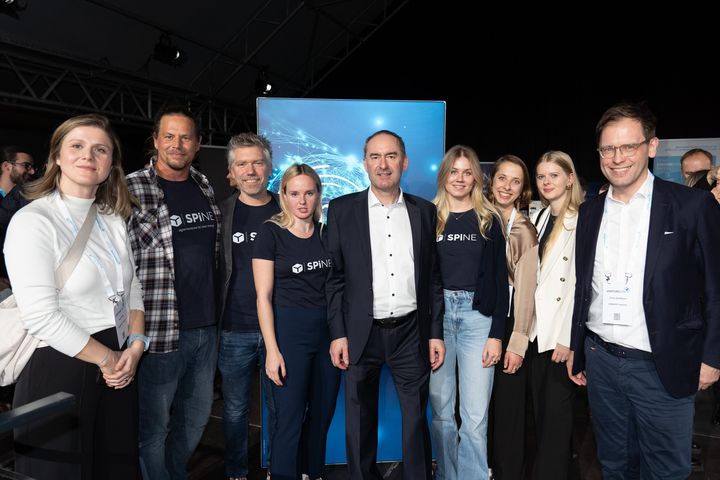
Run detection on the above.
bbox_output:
[601,272,634,326]
[113,293,129,347]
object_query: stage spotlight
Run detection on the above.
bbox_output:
[153,34,186,66]
[255,69,273,96]
[1,0,27,18]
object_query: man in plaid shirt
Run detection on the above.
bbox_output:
[127,105,222,480]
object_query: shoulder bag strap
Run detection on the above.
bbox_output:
[55,203,98,290]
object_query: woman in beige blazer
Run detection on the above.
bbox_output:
[526,150,583,480]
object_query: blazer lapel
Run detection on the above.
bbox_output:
[582,197,604,281]
[644,179,669,293]
[354,190,372,280]
[405,195,422,290]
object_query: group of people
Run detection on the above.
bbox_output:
[2,100,719,480]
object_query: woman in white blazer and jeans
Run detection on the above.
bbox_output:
[526,150,582,480]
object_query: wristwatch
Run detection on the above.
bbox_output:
[128,333,150,352]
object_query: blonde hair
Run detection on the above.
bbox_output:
[433,145,498,238]
[24,114,135,219]
[268,163,323,229]
[536,150,583,260]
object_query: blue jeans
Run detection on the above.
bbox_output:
[585,335,694,479]
[218,330,275,478]
[138,326,218,480]
[429,290,494,480]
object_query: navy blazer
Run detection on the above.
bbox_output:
[570,177,720,398]
[326,189,444,364]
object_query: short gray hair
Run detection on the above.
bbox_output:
[227,132,272,168]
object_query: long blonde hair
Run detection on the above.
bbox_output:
[24,114,135,219]
[268,163,323,229]
[433,145,498,238]
[536,150,583,259]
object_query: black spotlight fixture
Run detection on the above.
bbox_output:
[255,68,273,96]
[153,34,186,66]
[1,0,27,19]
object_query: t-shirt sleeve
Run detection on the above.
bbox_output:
[252,222,277,261]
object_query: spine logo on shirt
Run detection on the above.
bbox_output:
[437,233,477,242]
[292,263,304,273]
[184,211,215,224]
[232,231,258,244]
[292,258,333,274]
[170,215,182,227]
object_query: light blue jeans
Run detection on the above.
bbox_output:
[429,290,494,480]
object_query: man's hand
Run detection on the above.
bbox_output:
[699,363,720,391]
[330,337,349,370]
[567,350,587,386]
[429,339,445,371]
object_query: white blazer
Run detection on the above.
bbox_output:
[532,207,577,353]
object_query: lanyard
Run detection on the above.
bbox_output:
[55,194,124,302]
[601,188,652,285]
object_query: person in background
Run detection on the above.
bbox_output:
[253,164,339,480]
[529,150,582,479]
[487,154,539,480]
[680,148,713,180]
[5,114,146,479]
[428,145,508,480]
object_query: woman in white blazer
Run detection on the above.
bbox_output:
[527,150,583,480]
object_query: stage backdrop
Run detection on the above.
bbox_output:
[257,97,446,465]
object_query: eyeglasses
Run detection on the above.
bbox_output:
[597,139,650,159]
[12,162,35,172]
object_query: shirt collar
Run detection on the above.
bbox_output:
[607,171,654,204]
[368,187,405,208]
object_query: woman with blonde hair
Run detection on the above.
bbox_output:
[5,114,146,479]
[487,154,539,480]
[253,163,339,480]
[527,150,582,479]
[429,145,508,480]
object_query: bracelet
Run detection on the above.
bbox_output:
[97,349,111,368]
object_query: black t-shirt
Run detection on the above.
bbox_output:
[436,210,484,291]
[252,221,331,309]
[538,213,556,261]
[158,177,217,329]
[223,196,280,330]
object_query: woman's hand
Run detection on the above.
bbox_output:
[265,349,287,386]
[103,343,143,389]
[551,343,570,363]
[482,338,502,368]
[503,351,524,374]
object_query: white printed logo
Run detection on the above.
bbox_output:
[233,232,245,244]
[292,263,304,274]
[437,234,444,242]
[170,215,182,227]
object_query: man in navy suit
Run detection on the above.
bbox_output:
[568,102,720,479]
[326,130,445,480]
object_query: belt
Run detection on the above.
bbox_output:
[586,329,653,361]
[373,310,415,329]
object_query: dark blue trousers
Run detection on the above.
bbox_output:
[584,335,694,479]
[270,306,340,480]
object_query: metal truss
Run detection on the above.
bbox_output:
[0,43,254,145]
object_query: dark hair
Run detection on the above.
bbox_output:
[152,104,200,139]
[595,102,656,145]
[680,148,713,166]
[0,145,30,165]
[363,130,406,158]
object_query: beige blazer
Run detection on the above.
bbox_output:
[532,207,577,353]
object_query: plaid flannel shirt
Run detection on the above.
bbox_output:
[126,161,222,353]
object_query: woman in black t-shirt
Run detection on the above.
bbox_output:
[428,145,508,480]
[252,164,339,480]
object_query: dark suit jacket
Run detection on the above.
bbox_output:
[218,190,279,322]
[326,189,444,364]
[570,177,720,398]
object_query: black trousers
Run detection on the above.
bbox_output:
[527,341,575,480]
[13,327,139,480]
[344,313,432,480]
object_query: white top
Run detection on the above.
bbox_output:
[367,188,416,318]
[588,172,654,351]
[5,194,144,357]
